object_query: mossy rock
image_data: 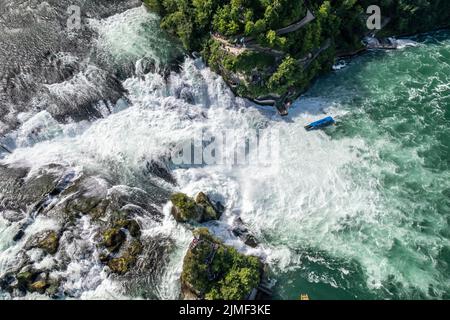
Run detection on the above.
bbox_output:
[26,230,60,255]
[16,271,33,282]
[194,192,221,221]
[170,192,221,223]
[38,231,59,255]
[99,215,143,275]
[170,193,202,223]
[181,228,261,300]
[127,239,143,257]
[107,240,143,275]
[16,271,33,291]
[29,280,48,294]
[102,228,126,252]
[108,257,129,274]
[88,199,110,220]
[115,219,141,238]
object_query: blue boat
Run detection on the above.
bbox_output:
[305,116,336,131]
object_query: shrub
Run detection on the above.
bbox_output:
[182,228,261,300]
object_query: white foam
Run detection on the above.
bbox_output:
[0,55,380,297]
[90,5,182,66]
[333,60,348,71]
[395,39,419,49]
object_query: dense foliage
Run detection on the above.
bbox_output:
[144,0,450,99]
[372,0,450,35]
[181,228,261,300]
[144,0,307,50]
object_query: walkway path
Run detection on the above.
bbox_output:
[276,9,315,36]
[243,9,316,43]
[212,33,285,57]
[300,38,332,68]
[212,8,316,57]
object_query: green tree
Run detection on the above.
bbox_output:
[269,55,301,93]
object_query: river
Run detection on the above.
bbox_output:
[0,3,449,300]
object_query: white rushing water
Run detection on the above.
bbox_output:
[0,5,370,298]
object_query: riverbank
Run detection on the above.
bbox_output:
[142,0,450,116]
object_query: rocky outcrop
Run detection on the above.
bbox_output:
[170,193,265,299]
[102,226,127,252]
[99,218,143,275]
[0,164,61,214]
[194,192,222,221]
[181,228,262,300]
[10,268,60,296]
[232,218,258,248]
[145,160,176,185]
[170,192,222,223]
[106,239,143,274]
[363,37,398,50]
[0,163,172,298]
[25,230,60,255]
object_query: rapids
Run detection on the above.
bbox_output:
[0,3,449,299]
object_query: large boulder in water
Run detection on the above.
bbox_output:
[99,218,144,275]
[232,218,259,248]
[181,228,262,300]
[25,230,60,255]
[170,192,221,223]
[194,192,222,221]
[0,164,62,213]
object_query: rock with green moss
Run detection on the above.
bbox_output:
[181,228,262,300]
[170,193,202,222]
[38,231,60,255]
[102,227,126,252]
[101,218,142,252]
[28,273,60,296]
[25,230,60,255]
[108,257,129,274]
[99,218,144,275]
[16,271,33,291]
[195,192,221,221]
[115,219,141,238]
[107,240,143,274]
[127,239,144,257]
[29,280,48,294]
[171,192,221,223]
